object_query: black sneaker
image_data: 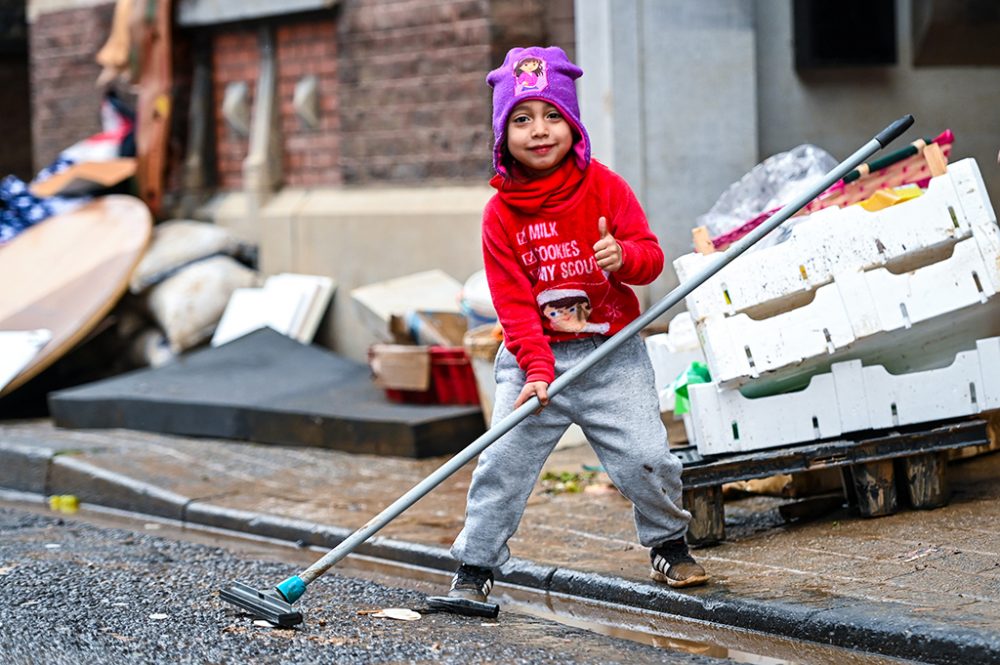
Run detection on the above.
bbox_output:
[650,538,709,588]
[448,563,494,603]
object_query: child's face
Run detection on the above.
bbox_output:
[518,60,540,73]
[542,302,589,332]
[506,100,573,177]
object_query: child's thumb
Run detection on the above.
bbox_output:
[598,216,608,238]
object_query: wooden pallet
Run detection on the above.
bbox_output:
[677,418,990,546]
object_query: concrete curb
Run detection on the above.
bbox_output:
[2,442,998,665]
[50,455,190,522]
[0,443,50,493]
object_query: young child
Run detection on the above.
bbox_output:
[447,46,709,604]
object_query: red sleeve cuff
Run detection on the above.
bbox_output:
[525,370,554,384]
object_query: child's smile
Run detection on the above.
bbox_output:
[506,100,573,177]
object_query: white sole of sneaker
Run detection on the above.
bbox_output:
[650,569,711,588]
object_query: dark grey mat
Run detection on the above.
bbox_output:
[48,328,485,458]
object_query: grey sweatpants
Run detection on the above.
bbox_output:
[451,334,691,569]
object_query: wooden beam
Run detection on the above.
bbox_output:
[923,142,948,177]
[692,226,716,255]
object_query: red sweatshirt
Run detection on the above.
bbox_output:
[483,158,664,384]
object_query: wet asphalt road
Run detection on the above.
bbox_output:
[0,507,722,664]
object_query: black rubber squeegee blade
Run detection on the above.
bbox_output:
[220,582,304,627]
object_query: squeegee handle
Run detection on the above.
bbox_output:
[292,115,914,589]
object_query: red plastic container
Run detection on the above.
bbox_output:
[428,347,480,405]
[385,346,480,406]
[384,387,436,404]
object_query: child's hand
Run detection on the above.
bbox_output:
[514,381,550,414]
[593,217,623,272]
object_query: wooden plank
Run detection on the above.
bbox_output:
[846,459,898,517]
[923,142,948,177]
[680,419,988,489]
[900,452,950,509]
[0,196,152,397]
[683,485,725,546]
[691,226,716,255]
[135,0,173,217]
[30,159,136,198]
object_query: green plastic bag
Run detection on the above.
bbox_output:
[670,361,711,415]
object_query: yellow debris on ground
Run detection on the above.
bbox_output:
[48,494,80,514]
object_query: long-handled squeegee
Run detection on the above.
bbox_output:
[220,115,914,626]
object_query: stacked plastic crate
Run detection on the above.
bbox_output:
[673,158,1000,456]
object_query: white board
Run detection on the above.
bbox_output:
[211,273,336,347]
[0,330,53,392]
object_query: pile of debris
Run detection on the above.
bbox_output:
[661,140,999,458]
[124,220,258,366]
[352,269,497,411]
[129,219,336,366]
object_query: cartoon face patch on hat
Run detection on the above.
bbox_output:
[514,56,548,96]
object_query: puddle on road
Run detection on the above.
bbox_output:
[495,590,885,665]
[1,495,907,665]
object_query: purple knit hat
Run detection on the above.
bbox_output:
[487,46,591,177]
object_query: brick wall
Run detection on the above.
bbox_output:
[543,0,576,63]
[210,18,341,190]
[336,0,495,184]
[28,2,115,171]
[276,19,340,188]
[26,0,575,192]
[211,27,258,190]
[487,0,547,66]
[336,0,575,185]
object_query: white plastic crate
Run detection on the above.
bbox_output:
[950,157,998,239]
[700,229,1000,395]
[675,158,997,321]
[689,337,1000,455]
[645,322,706,412]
